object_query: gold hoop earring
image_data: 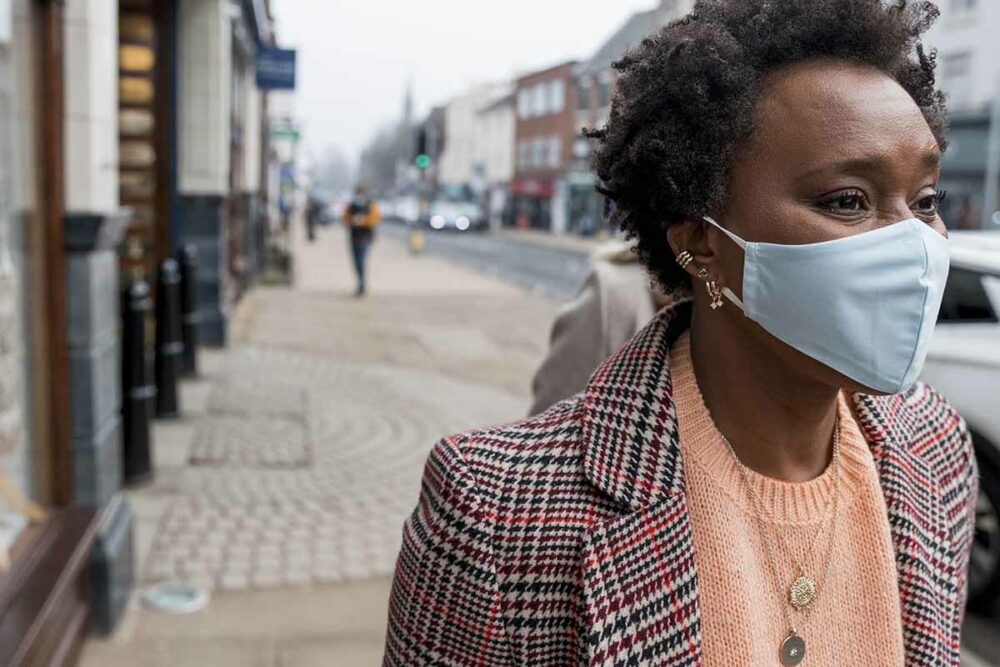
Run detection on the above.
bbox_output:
[676,250,694,269]
[707,281,724,310]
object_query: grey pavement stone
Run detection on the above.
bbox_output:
[189,416,309,468]
[251,571,282,589]
[208,380,308,420]
[219,573,250,592]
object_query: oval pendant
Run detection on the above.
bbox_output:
[789,575,817,610]
[780,633,806,666]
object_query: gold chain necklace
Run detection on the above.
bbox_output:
[731,424,841,611]
[720,421,842,666]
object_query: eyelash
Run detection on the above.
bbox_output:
[817,189,947,216]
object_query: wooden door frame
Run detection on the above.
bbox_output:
[36,0,71,506]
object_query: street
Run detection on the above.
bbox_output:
[380,222,594,302]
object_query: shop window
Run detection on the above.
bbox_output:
[532,83,546,117]
[119,76,154,104]
[119,44,155,73]
[532,137,546,167]
[549,80,565,115]
[119,140,155,168]
[120,171,155,199]
[129,205,156,229]
[119,14,154,42]
[516,140,529,168]
[517,88,531,118]
[548,136,562,168]
[576,78,591,110]
[119,108,154,136]
[596,78,611,109]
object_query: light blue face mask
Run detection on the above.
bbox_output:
[703,216,951,394]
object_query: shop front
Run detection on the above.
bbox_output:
[511,176,554,230]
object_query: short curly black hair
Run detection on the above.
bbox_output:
[587,0,948,293]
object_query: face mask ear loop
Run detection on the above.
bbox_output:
[702,216,748,250]
[702,216,746,310]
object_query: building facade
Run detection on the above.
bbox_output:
[475,91,515,228]
[438,81,507,194]
[512,60,577,232]
[926,0,1000,113]
[0,0,284,658]
[569,0,693,236]
[925,0,1000,229]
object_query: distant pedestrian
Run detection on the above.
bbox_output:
[306,191,323,243]
[342,185,380,296]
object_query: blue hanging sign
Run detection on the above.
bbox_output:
[256,47,297,90]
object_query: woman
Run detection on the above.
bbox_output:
[383,1,977,665]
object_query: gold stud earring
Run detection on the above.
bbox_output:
[707,281,724,310]
[697,268,709,280]
[676,250,694,269]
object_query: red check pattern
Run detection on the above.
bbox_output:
[384,303,977,666]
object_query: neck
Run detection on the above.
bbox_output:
[688,304,839,482]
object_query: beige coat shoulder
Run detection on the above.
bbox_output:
[529,242,662,416]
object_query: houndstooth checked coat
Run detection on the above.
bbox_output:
[383,303,978,666]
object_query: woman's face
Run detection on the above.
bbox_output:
[710,59,947,393]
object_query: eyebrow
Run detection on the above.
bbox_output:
[794,151,941,183]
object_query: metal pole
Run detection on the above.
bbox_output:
[155,258,183,417]
[983,70,1000,229]
[178,244,200,376]
[122,280,154,483]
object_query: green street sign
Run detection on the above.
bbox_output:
[271,126,300,140]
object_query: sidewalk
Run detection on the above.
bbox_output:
[80,224,555,666]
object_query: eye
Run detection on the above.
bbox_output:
[912,189,946,217]
[817,189,869,215]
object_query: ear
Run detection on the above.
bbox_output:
[666,219,725,286]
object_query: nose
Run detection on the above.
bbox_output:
[878,201,913,226]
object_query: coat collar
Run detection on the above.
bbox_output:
[580,300,934,510]
[579,302,954,666]
[581,301,691,511]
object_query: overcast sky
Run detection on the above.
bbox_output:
[270,0,658,168]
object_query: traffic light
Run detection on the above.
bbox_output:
[414,127,429,169]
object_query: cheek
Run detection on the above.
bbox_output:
[717,238,746,297]
[930,218,948,239]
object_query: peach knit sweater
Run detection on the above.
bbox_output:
[670,332,905,665]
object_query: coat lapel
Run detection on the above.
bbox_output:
[580,303,703,666]
[851,391,956,666]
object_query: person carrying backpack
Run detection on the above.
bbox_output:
[342,185,380,296]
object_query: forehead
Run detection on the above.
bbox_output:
[747,60,939,166]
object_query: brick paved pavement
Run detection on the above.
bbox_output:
[80,222,555,666]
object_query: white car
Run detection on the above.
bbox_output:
[921,230,1000,612]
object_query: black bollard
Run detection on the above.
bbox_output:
[122,280,155,483]
[178,244,200,377]
[155,258,184,418]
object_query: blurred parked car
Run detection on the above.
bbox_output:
[922,230,1000,612]
[420,199,486,232]
[395,196,421,225]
